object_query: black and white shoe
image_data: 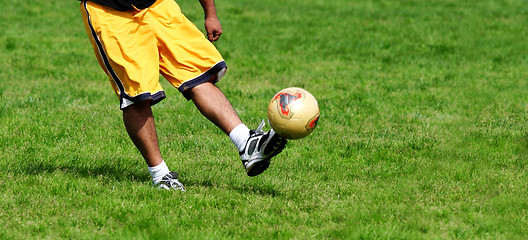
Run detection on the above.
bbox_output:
[157,172,186,191]
[240,120,287,177]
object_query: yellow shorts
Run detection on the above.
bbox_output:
[81,0,227,109]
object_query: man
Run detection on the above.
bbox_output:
[79,0,287,191]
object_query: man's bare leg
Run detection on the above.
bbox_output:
[122,100,185,190]
[188,82,287,176]
[189,82,242,135]
[122,100,163,167]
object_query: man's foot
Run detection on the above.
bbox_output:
[156,172,186,191]
[240,120,287,177]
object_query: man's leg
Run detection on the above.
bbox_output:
[122,100,163,167]
[188,82,287,177]
[122,100,185,190]
[188,82,242,135]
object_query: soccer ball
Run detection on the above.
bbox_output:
[267,87,320,139]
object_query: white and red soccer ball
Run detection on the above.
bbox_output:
[267,87,320,139]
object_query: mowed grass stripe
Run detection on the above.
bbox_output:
[0,0,527,239]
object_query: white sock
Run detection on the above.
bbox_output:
[148,160,171,184]
[229,124,250,152]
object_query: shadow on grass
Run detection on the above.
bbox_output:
[15,159,282,196]
[185,177,282,197]
[230,184,281,197]
[15,158,148,183]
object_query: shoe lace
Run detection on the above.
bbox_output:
[255,119,266,133]
[169,179,186,191]
[158,173,186,191]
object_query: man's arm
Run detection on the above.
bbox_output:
[199,0,222,42]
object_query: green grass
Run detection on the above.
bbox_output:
[1,0,528,238]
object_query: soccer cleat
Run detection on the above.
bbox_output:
[157,172,186,191]
[240,120,287,177]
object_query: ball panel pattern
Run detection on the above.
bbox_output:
[267,87,319,139]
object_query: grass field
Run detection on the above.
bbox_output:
[1,0,528,239]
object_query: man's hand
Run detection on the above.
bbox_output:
[205,16,222,42]
[199,0,222,42]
